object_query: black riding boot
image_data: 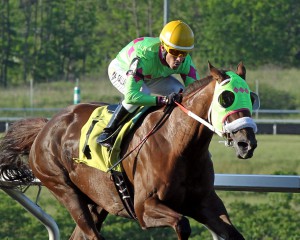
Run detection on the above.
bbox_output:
[96,104,129,148]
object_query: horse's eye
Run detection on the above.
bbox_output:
[218,90,235,108]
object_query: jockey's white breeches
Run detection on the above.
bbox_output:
[108,58,184,112]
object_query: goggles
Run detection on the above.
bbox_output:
[167,48,188,57]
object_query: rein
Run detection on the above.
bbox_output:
[107,105,174,172]
[174,79,223,136]
[174,101,223,136]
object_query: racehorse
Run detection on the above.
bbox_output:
[0,62,257,240]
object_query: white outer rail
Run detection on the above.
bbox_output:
[215,174,300,193]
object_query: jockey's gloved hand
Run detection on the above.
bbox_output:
[156,92,183,106]
[166,92,182,105]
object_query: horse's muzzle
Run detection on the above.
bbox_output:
[231,127,257,159]
[235,139,257,159]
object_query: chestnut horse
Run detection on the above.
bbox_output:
[0,63,257,240]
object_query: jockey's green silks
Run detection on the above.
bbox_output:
[116,37,199,105]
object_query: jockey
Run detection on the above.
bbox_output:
[97,20,200,148]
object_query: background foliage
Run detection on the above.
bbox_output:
[0,0,299,87]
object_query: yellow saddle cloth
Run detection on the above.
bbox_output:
[74,105,148,172]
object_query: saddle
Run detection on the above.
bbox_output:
[74,104,150,219]
[74,104,149,172]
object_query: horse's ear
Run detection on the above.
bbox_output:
[208,61,227,84]
[236,61,246,80]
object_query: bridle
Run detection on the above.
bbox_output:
[175,76,257,146]
[175,101,257,146]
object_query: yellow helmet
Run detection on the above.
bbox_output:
[159,20,194,53]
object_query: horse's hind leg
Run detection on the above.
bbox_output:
[30,156,105,239]
[48,182,106,240]
[70,205,108,240]
[48,182,107,240]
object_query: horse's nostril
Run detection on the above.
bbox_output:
[237,141,248,149]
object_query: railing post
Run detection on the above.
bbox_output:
[273,123,277,135]
[163,0,169,26]
[1,187,60,240]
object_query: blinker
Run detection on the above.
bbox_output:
[210,71,257,134]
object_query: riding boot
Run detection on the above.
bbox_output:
[96,104,130,148]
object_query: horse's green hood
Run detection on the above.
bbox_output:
[210,71,255,134]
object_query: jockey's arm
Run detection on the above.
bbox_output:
[124,75,158,106]
[180,59,200,86]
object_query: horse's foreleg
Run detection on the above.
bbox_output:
[202,218,244,240]
[136,196,191,240]
[191,191,244,240]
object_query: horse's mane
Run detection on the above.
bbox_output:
[183,68,229,96]
[183,75,213,96]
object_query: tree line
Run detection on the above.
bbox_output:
[0,0,299,87]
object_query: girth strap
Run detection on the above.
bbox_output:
[111,170,137,220]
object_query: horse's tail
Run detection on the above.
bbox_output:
[0,118,48,185]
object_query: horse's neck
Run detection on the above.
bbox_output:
[122,81,216,180]
[166,79,216,151]
[182,77,215,125]
[125,78,215,150]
